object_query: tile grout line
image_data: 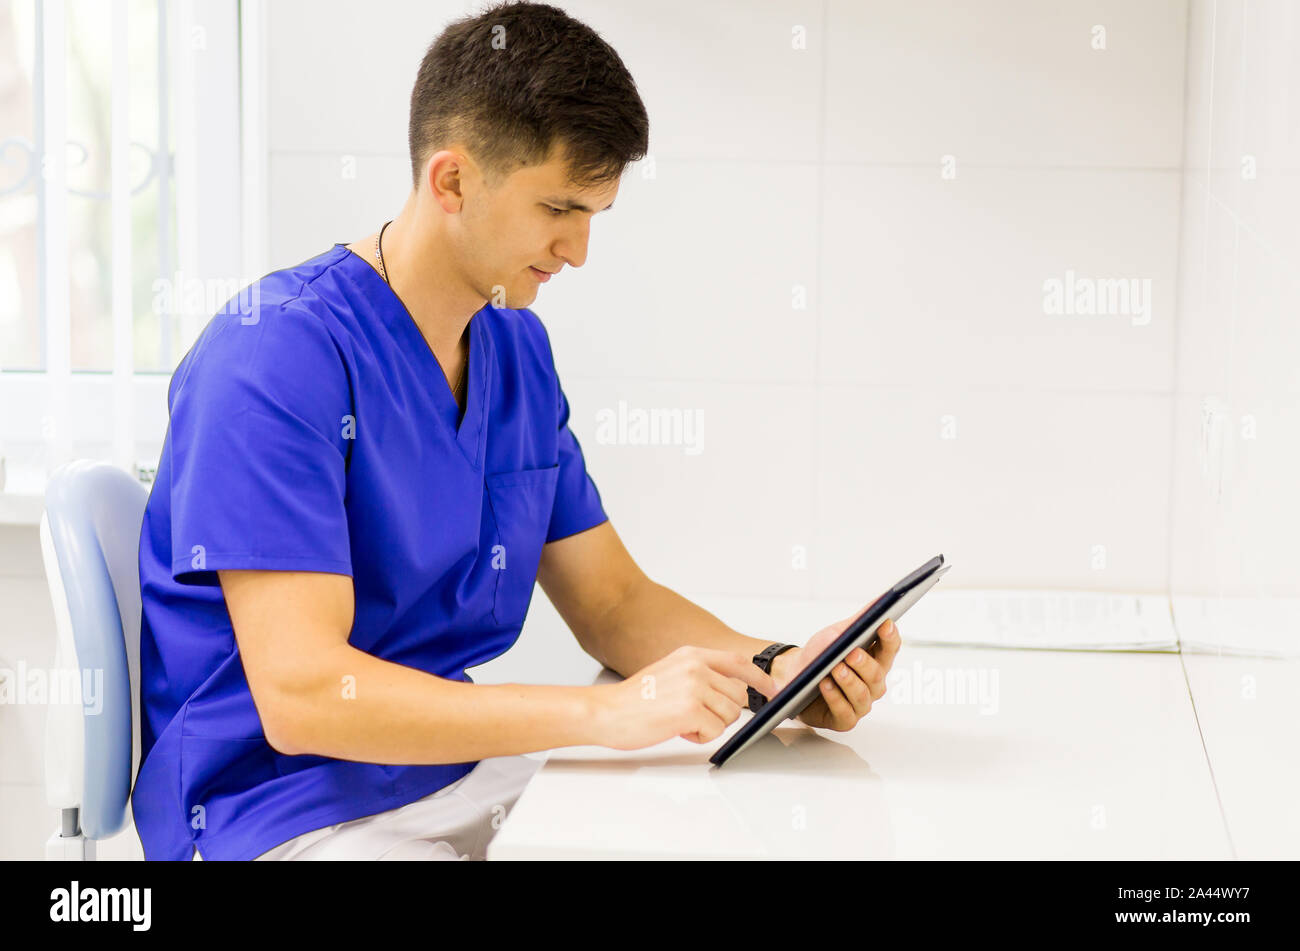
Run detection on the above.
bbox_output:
[1173,0,1238,861]
[1163,0,1195,658]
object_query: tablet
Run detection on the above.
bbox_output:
[709,554,951,767]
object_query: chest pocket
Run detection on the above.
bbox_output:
[485,465,560,628]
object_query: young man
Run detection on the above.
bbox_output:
[133,0,901,861]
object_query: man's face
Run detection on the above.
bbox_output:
[455,147,621,309]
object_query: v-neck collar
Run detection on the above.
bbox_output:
[332,242,491,470]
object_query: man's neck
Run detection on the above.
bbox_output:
[346,194,480,395]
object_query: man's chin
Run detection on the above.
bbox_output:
[508,287,541,309]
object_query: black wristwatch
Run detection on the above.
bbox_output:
[747,642,798,713]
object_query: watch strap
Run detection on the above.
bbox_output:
[747,643,797,713]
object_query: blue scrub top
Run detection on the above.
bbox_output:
[132,243,608,861]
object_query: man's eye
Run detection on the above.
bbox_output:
[545,205,568,217]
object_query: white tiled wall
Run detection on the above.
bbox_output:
[474,0,1190,665]
[263,0,1192,619]
[1169,0,1300,652]
[0,525,57,858]
[32,0,1205,689]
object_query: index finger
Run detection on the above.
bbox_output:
[699,649,777,698]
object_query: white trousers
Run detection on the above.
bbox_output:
[193,754,542,861]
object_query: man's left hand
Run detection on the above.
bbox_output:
[769,616,902,731]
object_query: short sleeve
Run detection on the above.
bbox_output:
[165,302,354,585]
[547,381,609,543]
[521,308,609,544]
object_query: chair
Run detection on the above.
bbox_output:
[39,460,148,859]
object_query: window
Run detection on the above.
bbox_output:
[1,0,179,372]
[0,0,244,496]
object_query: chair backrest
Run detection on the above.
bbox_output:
[39,460,148,840]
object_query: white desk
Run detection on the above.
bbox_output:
[488,645,1234,859]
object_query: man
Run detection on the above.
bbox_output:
[133,0,901,861]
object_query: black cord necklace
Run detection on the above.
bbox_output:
[375,220,391,282]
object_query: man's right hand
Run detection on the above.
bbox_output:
[590,646,777,750]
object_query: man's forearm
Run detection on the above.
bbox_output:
[267,644,604,764]
[577,577,803,685]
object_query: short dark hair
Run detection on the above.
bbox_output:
[408,1,650,191]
